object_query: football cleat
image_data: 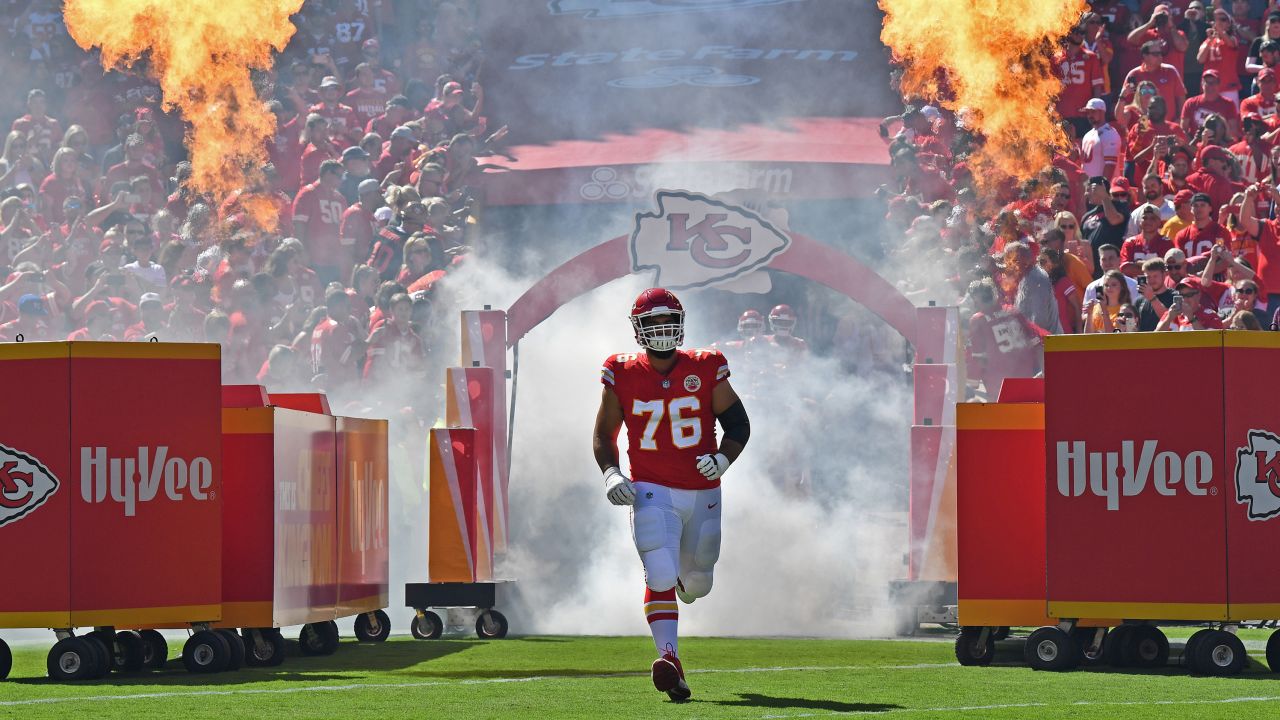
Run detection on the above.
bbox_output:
[651,650,691,701]
[675,578,695,604]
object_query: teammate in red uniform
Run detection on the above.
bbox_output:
[593,288,751,702]
[765,304,808,354]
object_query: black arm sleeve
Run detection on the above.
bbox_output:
[716,399,750,445]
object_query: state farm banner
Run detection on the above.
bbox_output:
[477,0,897,145]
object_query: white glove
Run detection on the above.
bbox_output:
[603,466,636,506]
[695,452,730,481]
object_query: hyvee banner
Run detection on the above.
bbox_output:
[477,0,897,144]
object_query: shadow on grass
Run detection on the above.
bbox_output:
[7,639,477,688]
[708,694,902,712]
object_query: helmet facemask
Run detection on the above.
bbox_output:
[631,309,684,353]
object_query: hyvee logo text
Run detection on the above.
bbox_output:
[510,45,856,70]
[550,0,804,19]
[1056,440,1213,511]
[81,446,213,517]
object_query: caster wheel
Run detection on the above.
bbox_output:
[355,610,392,642]
[299,622,340,656]
[991,627,1011,642]
[1071,627,1107,667]
[110,631,146,673]
[954,627,995,666]
[0,638,10,680]
[1024,627,1078,671]
[1192,630,1246,676]
[1121,626,1169,668]
[183,630,230,674]
[217,629,245,671]
[1183,628,1216,672]
[48,637,99,681]
[242,628,286,667]
[412,611,443,640]
[476,610,509,639]
[1102,625,1132,667]
[83,633,112,679]
[1267,630,1280,672]
[138,629,167,669]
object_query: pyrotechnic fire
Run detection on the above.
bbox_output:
[880,0,1087,182]
[65,0,303,230]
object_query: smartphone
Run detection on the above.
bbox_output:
[1138,275,1148,286]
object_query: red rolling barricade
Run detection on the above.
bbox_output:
[0,342,221,681]
[218,388,389,667]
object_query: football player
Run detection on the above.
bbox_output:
[593,288,751,701]
[765,304,808,353]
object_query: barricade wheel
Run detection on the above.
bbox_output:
[954,628,994,666]
[1267,630,1280,672]
[412,611,443,640]
[217,630,245,671]
[183,630,230,674]
[83,633,112,679]
[1191,630,1246,676]
[991,627,1010,642]
[138,630,167,669]
[47,638,98,681]
[242,628,285,667]
[110,631,146,673]
[0,638,10,680]
[1102,625,1132,667]
[1024,627,1078,671]
[355,610,392,642]
[1120,626,1169,669]
[1183,629,1216,672]
[299,622,340,656]
[476,610,509,639]
[1070,628,1107,667]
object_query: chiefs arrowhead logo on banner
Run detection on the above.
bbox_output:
[0,443,60,527]
[1235,429,1280,521]
[550,0,803,19]
[630,189,790,291]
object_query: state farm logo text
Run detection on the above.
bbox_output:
[0,444,60,527]
[81,446,213,517]
[1056,440,1213,511]
[630,190,789,290]
[1235,430,1280,521]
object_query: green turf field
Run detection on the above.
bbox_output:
[4,631,1280,719]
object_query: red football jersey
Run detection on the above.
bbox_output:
[602,348,730,490]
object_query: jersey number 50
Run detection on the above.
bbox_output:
[632,396,701,450]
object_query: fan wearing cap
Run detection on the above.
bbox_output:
[337,145,373,204]
[424,81,485,140]
[1122,202,1175,264]
[366,95,411,141]
[1079,98,1122,179]
[1123,39,1186,117]
[308,76,362,148]
[352,38,401,96]
[1081,176,1130,271]
[1228,114,1273,183]
[1245,66,1280,126]
[1155,275,1225,330]
[373,124,417,181]
[340,178,382,264]
[1196,8,1243,102]
[66,299,116,341]
[1186,144,1245,216]
[123,292,168,341]
[1125,174,1177,236]
[0,293,52,341]
[1174,191,1231,260]
[1181,69,1241,137]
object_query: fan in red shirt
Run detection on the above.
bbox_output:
[1127,96,1185,182]
[1055,25,1106,138]
[1174,191,1231,257]
[1187,144,1245,217]
[344,63,388,129]
[1238,182,1280,312]
[1122,204,1175,263]
[101,134,164,201]
[964,278,1045,398]
[592,287,749,702]
[362,292,423,382]
[1181,69,1241,137]
[308,76,362,148]
[339,178,381,265]
[310,286,362,390]
[1157,275,1225,329]
[1199,8,1243,99]
[1241,68,1279,125]
[1229,114,1272,184]
[353,38,401,96]
[11,89,61,163]
[292,159,349,285]
[366,95,412,141]
[298,113,339,189]
[1123,41,1187,115]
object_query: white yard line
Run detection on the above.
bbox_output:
[0,664,955,707]
[759,695,1280,718]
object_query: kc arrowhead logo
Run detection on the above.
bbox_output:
[630,190,790,291]
[0,443,60,527]
[1235,429,1280,521]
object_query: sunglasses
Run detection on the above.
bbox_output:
[1117,313,1135,319]
[1237,287,1257,294]
[1168,263,1185,269]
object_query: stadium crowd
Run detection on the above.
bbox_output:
[0,0,512,413]
[879,0,1280,396]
